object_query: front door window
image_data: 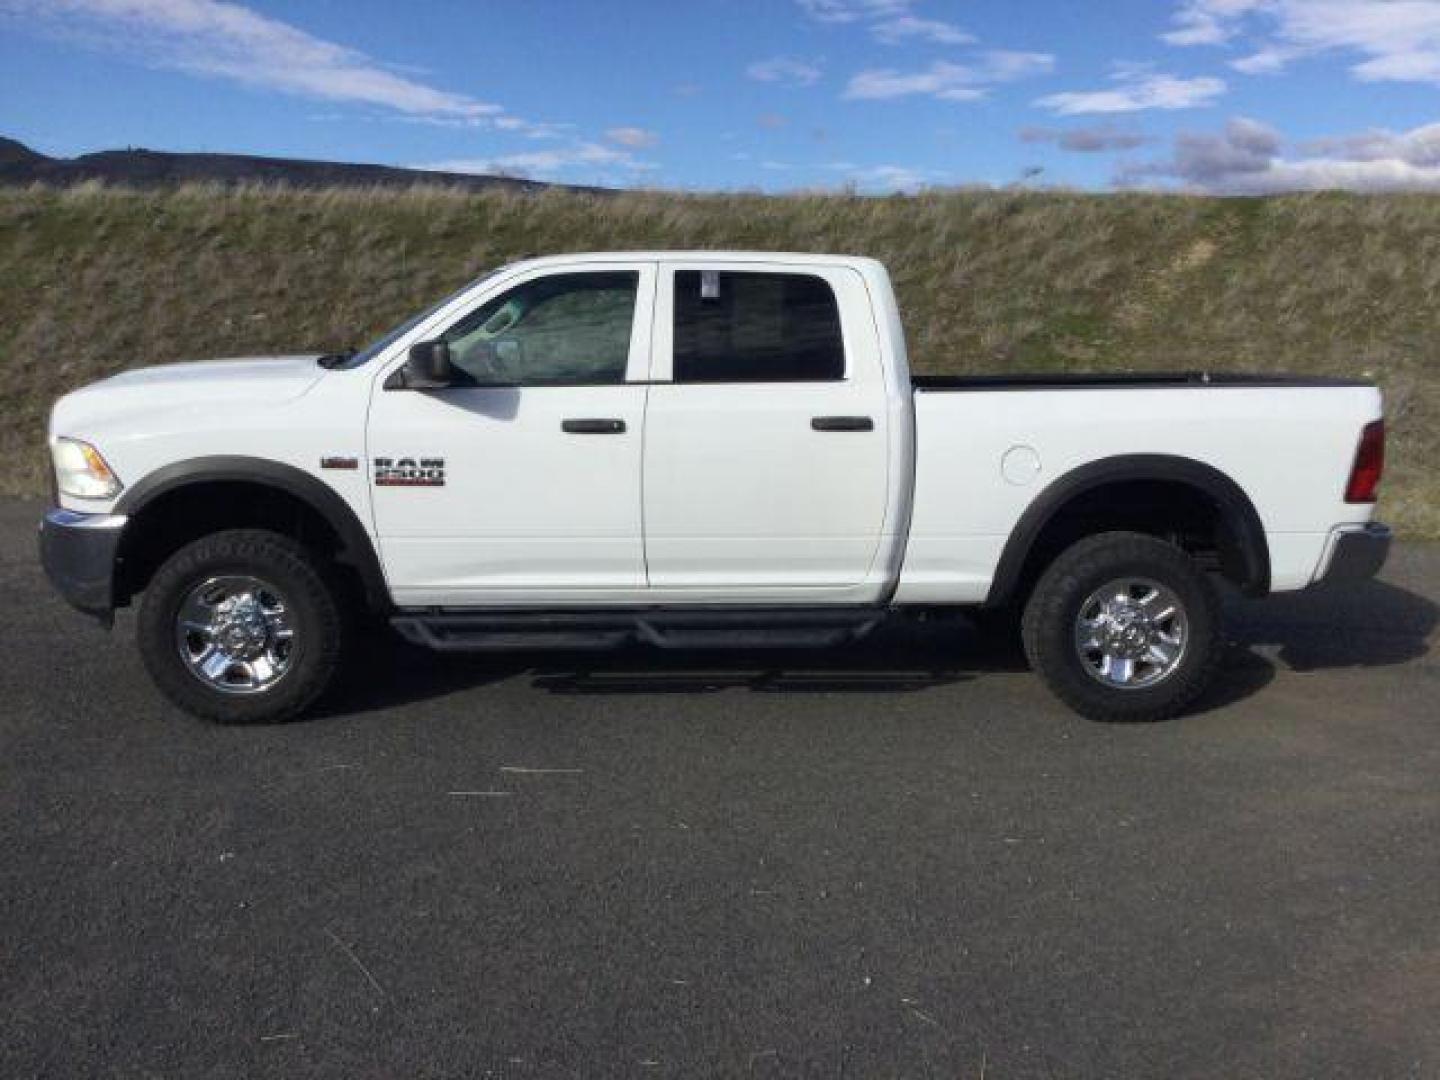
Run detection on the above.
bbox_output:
[440,271,639,386]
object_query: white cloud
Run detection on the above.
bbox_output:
[730,154,941,193]
[845,52,1054,101]
[493,117,571,139]
[1229,46,1297,73]
[843,163,936,191]
[3,0,519,123]
[871,14,974,45]
[1258,157,1440,189]
[746,56,823,87]
[420,141,653,181]
[1122,115,1440,192]
[1164,0,1440,88]
[982,50,1058,81]
[1301,123,1440,164]
[796,0,908,23]
[819,160,945,192]
[1161,0,1265,45]
[794,0,1047,99]
[845,61,984,100]
[604,126,659,149]
[1036,66,1226,113]
[796,0,974,46]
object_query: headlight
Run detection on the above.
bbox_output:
[52,438,123,500]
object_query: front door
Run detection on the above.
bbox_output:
[368,263,656,606]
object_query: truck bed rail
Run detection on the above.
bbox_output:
[912,372,1373,391]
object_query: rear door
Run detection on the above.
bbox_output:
[641,262,891,599]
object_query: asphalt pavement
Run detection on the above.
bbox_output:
[2,498,1437,1079]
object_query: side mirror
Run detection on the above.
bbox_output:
[404,340,455,388]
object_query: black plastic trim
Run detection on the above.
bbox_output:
[561,418,627,434]
[385,372,637,391]
[1317,523,1391,585]
[985,454,1271,607]
[811,416,875,432]
[113,455,391,611]
[914,372,1374,392]
[393,605,886,652]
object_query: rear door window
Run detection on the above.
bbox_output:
[672,270,844,383]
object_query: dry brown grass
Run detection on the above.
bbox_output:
[1,182,1435,534]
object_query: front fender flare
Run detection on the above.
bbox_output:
[113,455,390,611]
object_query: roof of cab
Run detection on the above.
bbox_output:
[510,251,885,271]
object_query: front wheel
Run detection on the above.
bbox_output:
[137,529,348,723]
[1021,531,1222,722]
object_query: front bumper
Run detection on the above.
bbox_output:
[1315,522,1392,586]
[38,507,127,621]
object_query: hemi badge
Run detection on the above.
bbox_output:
[320,456,359,470]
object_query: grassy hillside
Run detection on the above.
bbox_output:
[1,182,1435,536]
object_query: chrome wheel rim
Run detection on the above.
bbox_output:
[175,575,295,695]
[1074,577,1188,690]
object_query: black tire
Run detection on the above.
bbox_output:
[1021,531,1222,722]
[137,529,348,723]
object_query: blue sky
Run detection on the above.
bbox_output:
[2,0,1439,193]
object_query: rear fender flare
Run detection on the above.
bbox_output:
[985,454,1270,607]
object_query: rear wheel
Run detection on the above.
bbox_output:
[138,529,347,723]
[1021,531,1222,722]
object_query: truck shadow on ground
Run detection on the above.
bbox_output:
[1222,579,1437,672]
[319,579,1435,721]
[324,618,998,718]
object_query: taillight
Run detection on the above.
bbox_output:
[1345,420,1385,503]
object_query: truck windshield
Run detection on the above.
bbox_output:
[340,268,504,368]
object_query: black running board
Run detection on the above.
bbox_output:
[391,607,887,653]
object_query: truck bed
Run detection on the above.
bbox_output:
[900,372,1382,602]
[912,372,1373,391]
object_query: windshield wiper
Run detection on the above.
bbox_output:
[316,348,355,369]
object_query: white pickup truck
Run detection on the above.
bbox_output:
[40,252,1390,723]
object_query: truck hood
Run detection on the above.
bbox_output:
[51,355,328,437]
[85,354,325,399]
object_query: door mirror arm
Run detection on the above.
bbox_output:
[402,340,456,389]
